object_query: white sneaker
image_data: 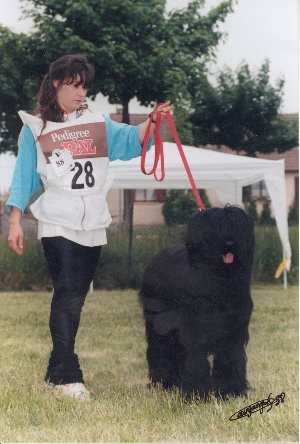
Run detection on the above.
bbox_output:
[46,382,91,400]
[44,381,56,390]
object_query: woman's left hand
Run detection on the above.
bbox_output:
[140,101,173,142]
[151,101,172,122]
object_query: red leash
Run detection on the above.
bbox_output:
[141,111,206,211]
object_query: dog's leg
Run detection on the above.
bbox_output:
[180,348,211,401]
[145,319,182,390]
[212,343,249,399]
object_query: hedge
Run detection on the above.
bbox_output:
[0,225,298,291]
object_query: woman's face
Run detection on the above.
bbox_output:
[53,74,88,114]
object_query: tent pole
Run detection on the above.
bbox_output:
[127,191,135,285]
[283,269,287,289]
[282,246,288,290]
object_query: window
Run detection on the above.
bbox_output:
[135,189,166,202]
[251,181,270,200]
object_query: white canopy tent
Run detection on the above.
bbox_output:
[109,142,291,281]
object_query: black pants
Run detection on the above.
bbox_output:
[41,236,101,385]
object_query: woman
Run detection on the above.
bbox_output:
[6,53,171,400]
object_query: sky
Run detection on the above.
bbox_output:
[0,0,298,114]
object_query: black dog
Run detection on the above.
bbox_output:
[139,205,254,400]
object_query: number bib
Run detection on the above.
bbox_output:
[18,110,112,230]
[37,117,109,193]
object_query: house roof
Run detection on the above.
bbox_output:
[257,147,298,172]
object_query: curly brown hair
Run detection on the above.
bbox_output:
[35,54,95,134]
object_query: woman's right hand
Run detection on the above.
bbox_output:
[8,222,24,256]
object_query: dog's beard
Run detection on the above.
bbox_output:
[187,235,237,264]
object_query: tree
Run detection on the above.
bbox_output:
[169,101,195,145]
[190,61,298,156]
[21,0,233,122]
[0,26,36,153]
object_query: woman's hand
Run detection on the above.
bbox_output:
[151,101,173,122]
[8,222,24,256]
[8,208,24,256]
[139,101,173,142]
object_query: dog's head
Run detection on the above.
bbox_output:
[185,205,255,270]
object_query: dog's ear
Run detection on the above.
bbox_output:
[153,310,181,335]
[185,241,202,267]
[185,211,207,265]
[141,296,168,313]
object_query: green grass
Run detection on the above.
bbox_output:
[0,286,298,442]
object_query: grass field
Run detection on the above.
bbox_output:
[0,286,298,442]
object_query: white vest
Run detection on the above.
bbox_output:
[19,110,112,231]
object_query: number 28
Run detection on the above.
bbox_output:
[71,161,95,189]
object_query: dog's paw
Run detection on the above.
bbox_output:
[181,389,212,404]
[214,389,249,402]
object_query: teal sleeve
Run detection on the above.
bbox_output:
[5,125,42,214]
[104,114,153,161]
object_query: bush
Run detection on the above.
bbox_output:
[245,200,258,223]
[95,225,186,289]
[0,236,49,291]
[259,201,276,225]
[162,189,210,225]
[288,206,299,226]
[0,224,298,290]
[253,226,298,284]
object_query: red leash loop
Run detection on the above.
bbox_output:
[141,111,165,181]
[141,111,206,210]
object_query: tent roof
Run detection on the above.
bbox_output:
[109,142,285,189]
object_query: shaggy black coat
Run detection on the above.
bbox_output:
[139,206,255,400]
